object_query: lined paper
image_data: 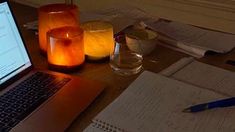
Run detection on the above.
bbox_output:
[85,71,235,132]
[171,60,235,97]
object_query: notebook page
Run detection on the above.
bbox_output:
[83,124,106,132]
[160,57,194,76]
[92,71,235,132]
[170,61,235,97]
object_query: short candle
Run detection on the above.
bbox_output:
[47,26,84,71]
[38,4,79,54]
[81,20,114,61]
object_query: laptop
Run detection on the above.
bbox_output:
[0,1,105,131]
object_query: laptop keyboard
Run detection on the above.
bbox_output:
[0,72,71,131]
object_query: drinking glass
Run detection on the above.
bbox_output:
[109,37,143,76]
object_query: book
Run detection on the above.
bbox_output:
[84,70,235,132]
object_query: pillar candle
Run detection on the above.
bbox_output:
[39,4,79,54]
[47,26,84,71]
[81,20,114,61]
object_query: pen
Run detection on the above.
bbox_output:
[183,97,235,113]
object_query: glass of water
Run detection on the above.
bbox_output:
[109,36,143,76]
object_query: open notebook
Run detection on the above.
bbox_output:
[83,68,235,132]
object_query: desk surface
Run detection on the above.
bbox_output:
[10,1,235,131]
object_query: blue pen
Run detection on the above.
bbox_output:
[183,97,235,113]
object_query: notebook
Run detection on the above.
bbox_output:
[84,71,235,132]
[0,1,105,132]
[160,57,235,96]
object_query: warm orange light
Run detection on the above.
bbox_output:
[38,4,79,54]
[81,20,114,60]
[47,26,84,71]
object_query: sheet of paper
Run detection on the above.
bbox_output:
[161,57,235,97]
[83,124,106,132]
[146,20,235,56]
[160,57,194,76]
[157,35,206,58]
[74,0,235,34]
[90,71,235,132]
[80,6,159,34]
[171,61,235,97]
[141,0,235,34]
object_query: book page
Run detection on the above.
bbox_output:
[91,71,235,132]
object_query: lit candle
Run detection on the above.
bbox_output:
[47,26,84,71]
[81,20,114,61]
[38,4,79,54]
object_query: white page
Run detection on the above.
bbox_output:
[91,71,235,132]
[160,57,194,76]
[147,21,235,54]
[80,6,159,34]
[142,0,235,34]
[83,124,106,132]
[160,57,235,96]
[157,36,206,58]
[170,60,235,97]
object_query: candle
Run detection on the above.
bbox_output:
[38,4,79,54]
[47,26,84,72]
[81,20,114,61]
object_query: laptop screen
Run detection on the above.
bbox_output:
[0,1,32,85]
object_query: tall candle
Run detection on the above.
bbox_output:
[47,26,84,72]
[81,20,114,61]
[38,4,79,54]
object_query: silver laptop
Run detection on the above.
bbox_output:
[0,1,105,131]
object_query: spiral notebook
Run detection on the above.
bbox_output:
[83,70,235,132]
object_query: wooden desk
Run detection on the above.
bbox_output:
[10,1,235,131]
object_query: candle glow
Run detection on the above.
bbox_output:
[38,4,79,54]
[81,20,114,60]
[47,26,84,69]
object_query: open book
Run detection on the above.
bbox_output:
[84,66,235,132]
[144,20,235,58]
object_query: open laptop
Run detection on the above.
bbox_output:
[0,1,105,131]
